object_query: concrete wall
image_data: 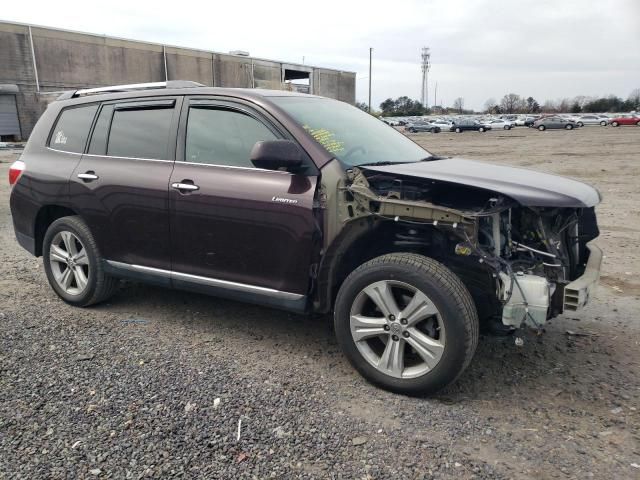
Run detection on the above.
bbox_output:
[0,21,356,139]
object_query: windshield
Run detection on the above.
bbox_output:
[270,96,431,167]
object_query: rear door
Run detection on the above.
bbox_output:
[169,97,319,297]
[69,97,181,271]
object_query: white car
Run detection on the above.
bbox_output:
[575,115,608,127]
[486,119,513,130]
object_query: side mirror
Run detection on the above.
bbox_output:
[250,140,303,171]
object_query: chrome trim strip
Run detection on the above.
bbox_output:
[81,152,174,163]
[173,160,293,175]
[105,260,304,301]
[46,149,293,173]
[46,147,83,156]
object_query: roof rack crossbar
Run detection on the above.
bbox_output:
[57,80,205,100]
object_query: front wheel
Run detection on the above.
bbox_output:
[334,253,479,395]
[577,122,584,127]
[478,127,485,132]
[611,121,619,127]
[600,121,607,126]
[538,125,546,131]
[503,125,510,130]
[636,121,640,126]
[455,127,462,133]
[43,216,119,307]
[565,124,574,130]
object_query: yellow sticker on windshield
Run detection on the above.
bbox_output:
[303,125,345,154]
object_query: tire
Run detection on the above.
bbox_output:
[565,124,573,130]
[478,127,485,132]
[334,253,479,396]
[637,121,640,126]
[538,125,546,131]
[503,125,510,130]
[455,127,462,133]
[600,121,607,126]
[409,128,416,133]
[611,121,619,127]
[42,216,119,307]
[577,122,584,127]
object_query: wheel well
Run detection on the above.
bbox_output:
[314,219,500,321]
[34,205,78,256]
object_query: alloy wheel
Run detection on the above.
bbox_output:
[349,280,445,379]
[49,231,90,295]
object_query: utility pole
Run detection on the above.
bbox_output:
[434,82,438,109]
[368,47,373,114]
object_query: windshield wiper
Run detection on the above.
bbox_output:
[419,155,446,162]
[354,161,415,167]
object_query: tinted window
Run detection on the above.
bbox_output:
[88,105,114,155]
[185,107,278,167]
[49,104,99,153]
[107,106,174,160]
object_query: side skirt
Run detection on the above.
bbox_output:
[104,260,308,313]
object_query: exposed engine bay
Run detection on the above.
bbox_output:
[338,165,602,330]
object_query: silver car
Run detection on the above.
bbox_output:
[576,115,608,127]
[533,116,577,131]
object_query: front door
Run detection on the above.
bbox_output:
[69,97,181,271]
[169,99,319,299]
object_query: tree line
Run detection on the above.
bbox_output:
[365,89,640,116]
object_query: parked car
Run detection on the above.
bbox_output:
[430,120,454,130]
[533,116,577,131]
[405,122,441,133]
[608,115,640,127]
[9,81,602,396]
[576,115,608,127]
[485,119,513,130]
[450,120,491,133]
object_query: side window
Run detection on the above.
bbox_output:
[49,104,99,153]
[107,105,174,160]
[88,105,114,155]
[185,107,278,167]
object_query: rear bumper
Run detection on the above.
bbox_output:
[15,231,36,255]
[563,242,602,312]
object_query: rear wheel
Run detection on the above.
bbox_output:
[43,216,119,307]
[636,121,640,126]
[503,125,510,130]
[455,127,462,133]
[334,253,479,395]
[478,127,485,132]
[565,124,574,130]
[600,121,607,126]
[538,125,546,131]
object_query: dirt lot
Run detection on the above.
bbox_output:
[1,126,639,479]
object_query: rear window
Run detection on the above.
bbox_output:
[107,104,174,160]
[49,104,99,153]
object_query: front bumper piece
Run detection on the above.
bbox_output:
[563,243,603,312]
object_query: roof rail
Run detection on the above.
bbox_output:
[56,80,205,100]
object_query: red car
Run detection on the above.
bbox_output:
[609,115,640,127]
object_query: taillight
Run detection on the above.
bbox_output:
[9,160,25,186]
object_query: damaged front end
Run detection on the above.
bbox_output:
[340,165,602,330]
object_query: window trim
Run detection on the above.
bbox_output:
[177,96,318,175]
[85,96,183,161]
[47,102,100,153]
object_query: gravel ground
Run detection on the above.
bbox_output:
[1,126,639,479]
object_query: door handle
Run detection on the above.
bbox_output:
[171,182,200,192]
[78,172,99,181]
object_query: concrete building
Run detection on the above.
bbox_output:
[0,20,356,140]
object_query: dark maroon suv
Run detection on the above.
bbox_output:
[9,81,603,395]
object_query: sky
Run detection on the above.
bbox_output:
[3,0,639,111]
